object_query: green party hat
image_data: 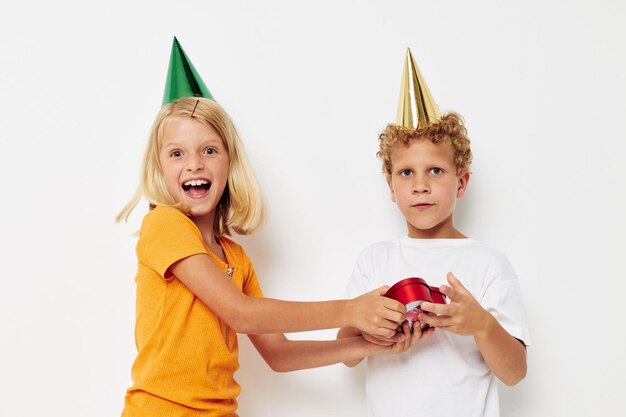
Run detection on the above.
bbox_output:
[395,48,441,130]
[162,37,214,106]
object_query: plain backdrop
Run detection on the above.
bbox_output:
[1,1,625,416]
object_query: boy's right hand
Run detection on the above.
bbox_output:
[364,320,435,348]
[382,321,435,354]
[350,286,406,338]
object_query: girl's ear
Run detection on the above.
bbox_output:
[456,171,470,198]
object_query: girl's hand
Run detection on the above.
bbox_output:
[361,331,402,346]
[419,272,490,337]
[350,286,406,338]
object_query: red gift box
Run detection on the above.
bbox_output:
[384,277,447,331]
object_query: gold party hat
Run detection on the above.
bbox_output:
[395,48,441,130]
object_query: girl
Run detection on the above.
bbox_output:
[117,97,420,416]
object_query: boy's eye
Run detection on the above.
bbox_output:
[400,169,413,177]
[430,167,444,175]
[170,150,182,158]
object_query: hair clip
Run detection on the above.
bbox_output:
[191,99,200,117]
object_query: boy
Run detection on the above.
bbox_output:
[337,49,531,417]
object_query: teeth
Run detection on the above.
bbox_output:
[184,179,209,186]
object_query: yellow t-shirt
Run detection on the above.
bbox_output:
[122,206,263,417]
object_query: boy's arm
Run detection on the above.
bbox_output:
[473,315,527,386]
[336,327,366,367]
[250,325,416,372]
[419,272,527,386]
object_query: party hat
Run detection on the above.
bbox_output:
[395,48,441,130]
[162,37,214,106]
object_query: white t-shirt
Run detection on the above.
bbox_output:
[345,237,531,417]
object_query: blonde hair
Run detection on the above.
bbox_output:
[116,97,267,236]
[377,112,472,178]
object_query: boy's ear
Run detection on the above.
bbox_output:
[387,176,397,203]
[456,171,470,198]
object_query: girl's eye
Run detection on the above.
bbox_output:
[203,148,216,155]
[400,169,413,177]
[430,167,444,175]
[170,150,182,158]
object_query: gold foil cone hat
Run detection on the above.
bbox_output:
[162,37,214,106]
[395,48,441,130]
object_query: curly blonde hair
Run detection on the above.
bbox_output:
[116,97,267,236]
[377,112,472,178]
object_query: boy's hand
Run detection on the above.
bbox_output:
[350,286,406,338]
[371,321,435,355]
[419,272,490,337]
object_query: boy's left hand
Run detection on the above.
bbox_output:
[419,272,490,337]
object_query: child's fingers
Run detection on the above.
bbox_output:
[438,284,459,301]
[446,272,469,295]
[382,297,407,314]
[421,327,436,339]
[359,317,398,339]
[363,331,402,346]
[386,321,432,354]
[419,302,448,315]
[395,322,412,352]
[369,286,407,322]
[353,288,406,337]
[377,285,390,295]
[371,320,403,338]
[410,323,424,345]
[418,313,437,328]
[404,322,416,350]
[381,301,406,323]
[407,322,431,348]
[419,312,452,329]
[447,272,462,288]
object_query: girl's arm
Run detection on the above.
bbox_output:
[171,253,405,337]
[249,323,416,372]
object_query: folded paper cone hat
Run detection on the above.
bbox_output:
[162,37,214,106]
[395,48,441,130]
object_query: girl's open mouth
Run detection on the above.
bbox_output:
[182,179,211,198]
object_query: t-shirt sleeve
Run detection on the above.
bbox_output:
[237,244,264,298]
[344,249,375,299]
[136,206,209,280]
[242,262,263,298]
[480,255,532,346]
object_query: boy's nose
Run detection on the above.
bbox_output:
[412,177,430,194]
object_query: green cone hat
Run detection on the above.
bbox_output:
[395,48,441,130]
[162,37,214,106]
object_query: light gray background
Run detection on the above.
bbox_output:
[1,1,624,416]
